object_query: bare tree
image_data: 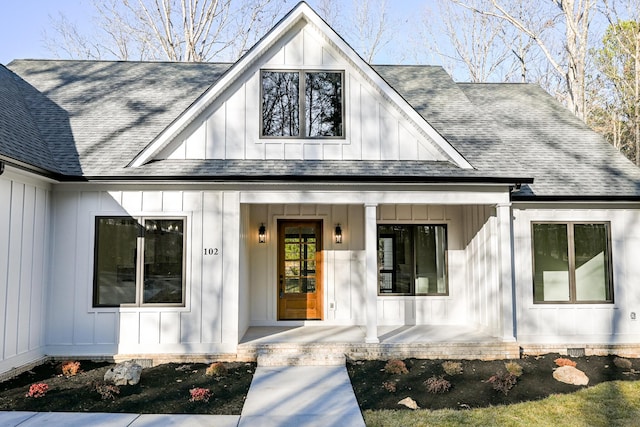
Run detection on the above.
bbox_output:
[450,0,597,122]
[312,0,396,64]
[45,0,285,62]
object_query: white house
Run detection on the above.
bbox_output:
[2,2,640,376]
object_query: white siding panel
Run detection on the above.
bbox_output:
[4,182,24,358]
[0,180,11,356]
[95,312,117,344]
[303,144,322,159]
[140,312,160,344]
[321,47,339,66]
[182,192,205,343]
[207,108,226,159]
[265,143,284,159]
[303,27,323,65]
[201,192,223,343]
[285,29,304,65]
[285,143,303,159]
[142,192,163,212]
[225,84,246,159]
[380,107,398,160]
[244,75,262,159]
[162,191,183,212]
[48,191,77,345]
[119,312,139,344]
[361,88,379,160]
[160,312,181,344]
[121,191,142,212]
[17,185,35,354]
[29,188,48,350]
[185,123,206,159]
[342,76,361,160]
[73,192,100,345]
[322,143,342,160]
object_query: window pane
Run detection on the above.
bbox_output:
[378,225,412,294]
[143,219,184,304]
[533,224,570,302]
[415,225,448,294]
[574,224,611,301]
[94,217,139,306]
[262,71,299,136]
[305,72,342,136]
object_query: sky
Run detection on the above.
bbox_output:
[0,0,96,65]
[0,0,430,66]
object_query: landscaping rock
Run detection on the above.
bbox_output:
[104,361,143,386]
[553,366,589,386]
[398,397,419,410]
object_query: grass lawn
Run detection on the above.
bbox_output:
[364,380,640,427]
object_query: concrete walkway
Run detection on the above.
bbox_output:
[0,366,365,427]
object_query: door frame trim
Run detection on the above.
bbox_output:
[276,218,324,321]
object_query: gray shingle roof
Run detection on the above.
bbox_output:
[459,83,640,197]
[2,60,639,198]
[0,65,59,172]
[6,60,230,176]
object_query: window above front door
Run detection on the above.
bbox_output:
[261,70,344,138]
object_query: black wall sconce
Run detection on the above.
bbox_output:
[335,224,343,244]
[258,224,266,243]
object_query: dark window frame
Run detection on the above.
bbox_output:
[93,216,186,308]
[531,221,614,304]
[260,69,345,139]
[377,224,449,296]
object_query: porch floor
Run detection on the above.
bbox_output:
[238,325,519,361]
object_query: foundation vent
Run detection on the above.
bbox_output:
[567,348,585,357]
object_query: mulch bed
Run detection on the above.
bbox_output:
[1,354,639,414]
[0,361,255,415]
[347,353,640,411]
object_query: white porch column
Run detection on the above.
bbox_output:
[496,203,516,341]
[364,203,379,343]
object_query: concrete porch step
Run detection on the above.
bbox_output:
[239,341,520,362]
[256,351,346,366]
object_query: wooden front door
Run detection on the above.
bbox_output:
[278,220,323,320]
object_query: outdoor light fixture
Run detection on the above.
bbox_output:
[258,224,266,243]
[335,224,343,244]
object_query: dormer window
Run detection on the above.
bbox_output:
[261,70,343,138]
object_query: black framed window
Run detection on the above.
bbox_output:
[532,222,613,303]
[93,217,185,307]
[261,70,343,138]
[377,224,448,295]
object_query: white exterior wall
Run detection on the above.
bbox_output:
[462,205,502,336]
[156,22,447,163]
[0,169,50,374]
[46,187,241,357]
[513,204,640,345]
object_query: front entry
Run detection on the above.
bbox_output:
[278,220,323,320]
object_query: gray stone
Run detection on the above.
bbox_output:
[553,366,589,386]
[104,361,143,386]
[398,397,420,410]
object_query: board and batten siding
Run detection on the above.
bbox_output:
[45,188,241,357]
[155,20,447,163]
[513,205,640,345]
[0,170,50,374]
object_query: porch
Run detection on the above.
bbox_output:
[237,326,520,361]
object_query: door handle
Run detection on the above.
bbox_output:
[279,275,284,298]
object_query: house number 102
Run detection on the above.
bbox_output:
[204,248,219,255]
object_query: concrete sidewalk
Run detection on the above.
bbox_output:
[239,365,365,427]
[0,365,365,427]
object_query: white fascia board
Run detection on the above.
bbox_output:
[129,2,473,170]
